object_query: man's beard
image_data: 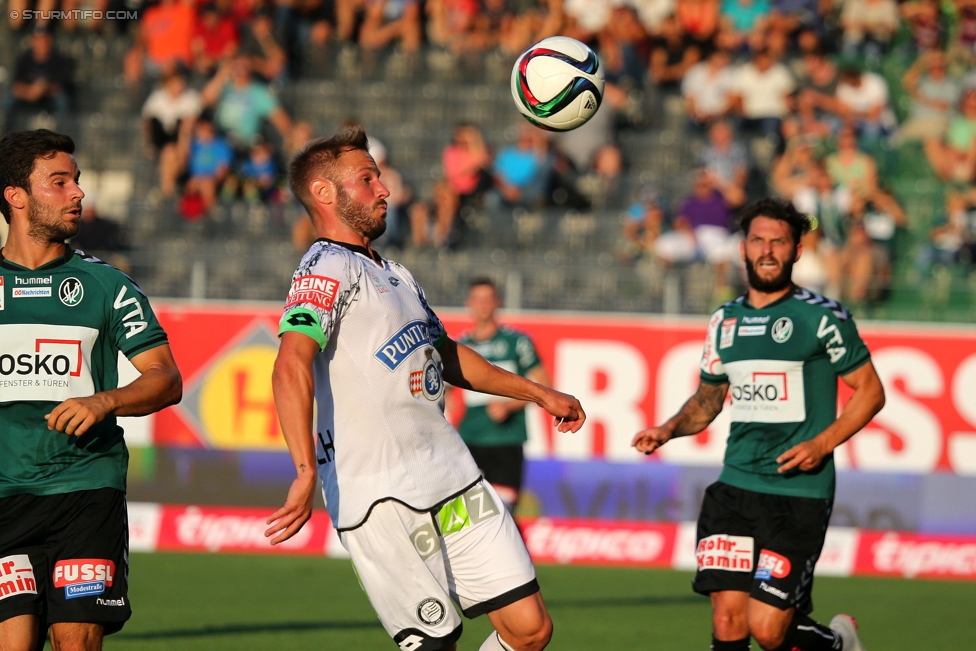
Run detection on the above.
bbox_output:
[335,184,386,241]
[744,252,795,293]
[28,195,79,243]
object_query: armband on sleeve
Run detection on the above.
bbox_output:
[279,307,329,351]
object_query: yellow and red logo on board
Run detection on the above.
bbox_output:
[178,322,286,450]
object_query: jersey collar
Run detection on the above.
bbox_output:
[317,238,383,265]
[0,247,74,271]
[742,284,798,310]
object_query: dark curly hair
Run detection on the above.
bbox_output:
[737,197,812,247]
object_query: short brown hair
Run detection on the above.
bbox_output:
[0,129,75,224]
[737,197,811,246]
[288,126,370,216]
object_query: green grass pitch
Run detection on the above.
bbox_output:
[93,553,976,650]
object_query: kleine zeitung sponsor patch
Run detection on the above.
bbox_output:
[286,275,340,311]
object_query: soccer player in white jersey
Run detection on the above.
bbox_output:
[265,126,586,651]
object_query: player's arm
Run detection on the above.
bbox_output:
[484,363,551,423]
[777,360,885,473]
[45,344,182,437]
[631,381,729,455]
[438,337,584,433]
[265,330,320,545]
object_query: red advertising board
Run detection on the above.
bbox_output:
[151,302,976,477]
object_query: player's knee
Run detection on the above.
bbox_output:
[504,611,552,651]
[712,609,747,640]
[748,619,788,651]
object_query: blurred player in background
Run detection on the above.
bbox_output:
[0,129,183,651]
[266,126,585,651]
[632,198,885,651]
[455,277,550,514]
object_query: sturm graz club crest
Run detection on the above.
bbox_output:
[59,277,84,307]
[422,348,443,401]
[417,597,446,625]
[771,317,793,343]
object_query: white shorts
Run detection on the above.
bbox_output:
[339,479,538,650]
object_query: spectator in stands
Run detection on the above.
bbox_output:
[766,0,825,41]
[489,124,554,212]
[719,0,772,53]
[792,226,830,294]
[682,47,736,131]
[426,0,484,54]
[238,5,288,82]
[354,0,423,52]
[429,122,493,249]
[825,126,879,199]
[770,140,821,198]
[699,120,750,207]
[233,140,280,204]
[896,50,961,146]
[924,88,976,183]
[675,0,721,55]
[124,0,196,85]
[833,63,898,149]
[838,187,904,306]
[562,0,613,42]
[839,0,900,64]
[730,47,796,161]
[181,117,234,220]
[617,185,666,262]
[916,188,976,273]
[649,15,702,91]
[191,1,240,78]
[597,5,653,91]
[275,0,335,77]
[792,163,851,253]
[141,69,202,199]
[900,0,946,56]
[792,47,840,115]
[948,0,976,69]
[69,191,132,272]
[202,54,293,153]
[371,141,415,248]
[4,27,75,132]
[655,167,744,301]
[632,0,677,35]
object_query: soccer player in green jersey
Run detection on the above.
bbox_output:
[0,130,182,651]
[632,198,885,651]
[456,277,550,514]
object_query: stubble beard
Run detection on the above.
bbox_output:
[335,184,386,241]
[745,252,795,293]
[27,195,79,243]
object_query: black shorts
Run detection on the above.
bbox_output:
[0,488,131,634]
[691,482,832,614]
[465,444,524,491]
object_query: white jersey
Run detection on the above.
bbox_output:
[279,240,480,530]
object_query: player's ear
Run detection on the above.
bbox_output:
[309,178,335,207]
[794,241,803,262]
[3,185,27,213]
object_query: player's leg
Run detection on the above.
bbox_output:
[484,592,551,651]
[746,493,843,651]
[44,490,131,645]
[339,500,463,651]
[445,481,548,650]
[0,614,43,651]
[47,622,104,651]
[692,483,759,651]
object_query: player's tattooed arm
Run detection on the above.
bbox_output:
[631,382,728,455]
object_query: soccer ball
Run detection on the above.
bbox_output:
[511,36,605,132]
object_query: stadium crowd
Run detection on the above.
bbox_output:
[4,0,976,312]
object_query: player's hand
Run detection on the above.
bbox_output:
[538,389,585,433]
[631,426,672,455]
[485,400,515,423]
[776,438,829,473]
[45,395,113,437]
[265,472,316,545]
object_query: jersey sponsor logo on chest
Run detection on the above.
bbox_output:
[0,324,97,402]
[696,534,754,572]
[375,320,432,370]
[286,275,340,311]
[724,359,806,424]
[0,554,38,601]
